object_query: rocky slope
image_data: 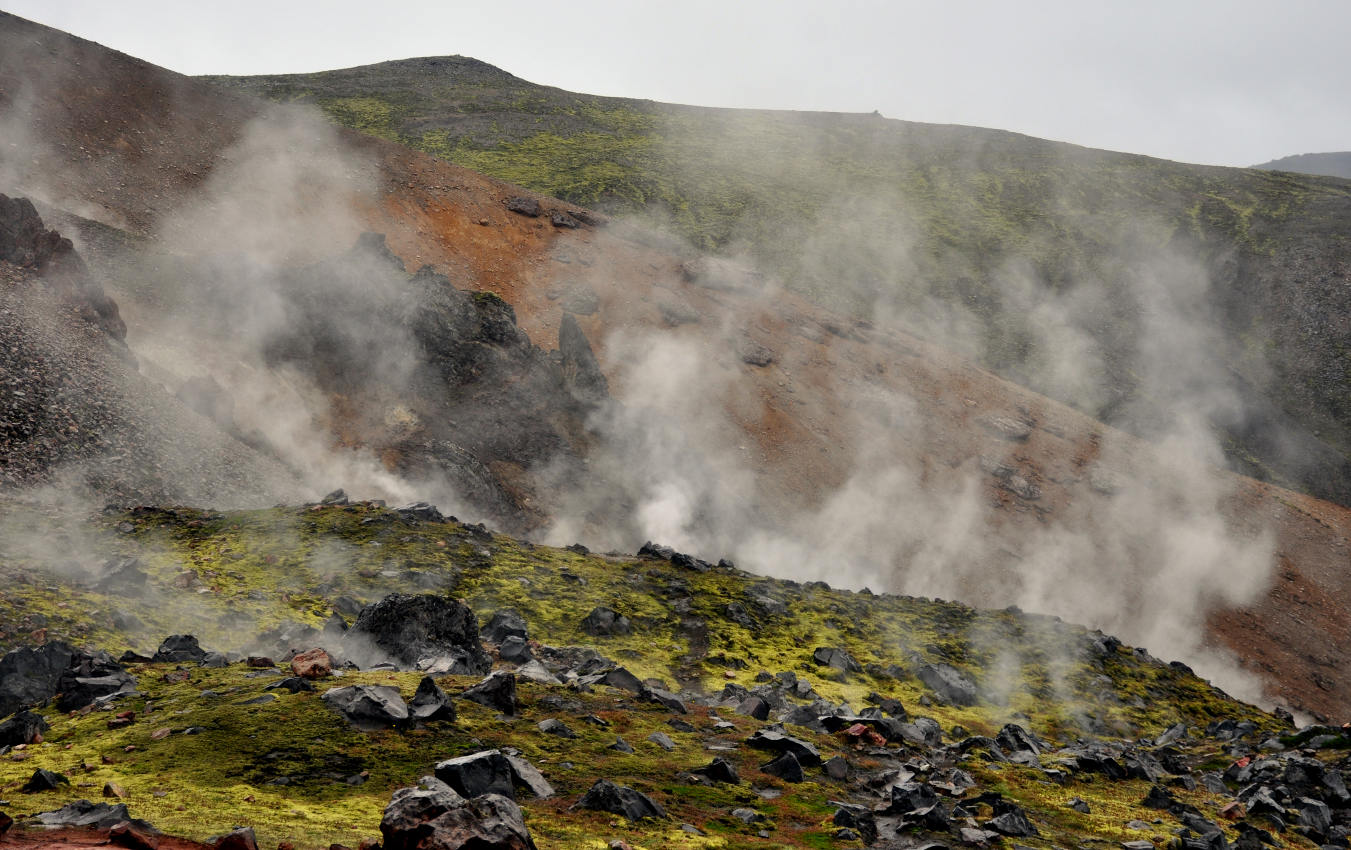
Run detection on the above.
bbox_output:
[201,56,1351,509]
[0,11,1349,726]
[0,499,1327,850]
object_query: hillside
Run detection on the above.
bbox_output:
[1,8,1350,735]
[201,57,1351,510]
[0,497,1317,850]
[1253,152,1351,180]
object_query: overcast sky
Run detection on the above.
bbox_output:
[5,1,1348,167]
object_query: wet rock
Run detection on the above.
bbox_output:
[322,685,410,731]
[916,663,978,706]
[482,610,528,644]
[461,672,517,716]
[409,676,456,725]
[289,648,333,680]
[381,776,536,850]
[346,594,490,674]
[153,635,207,664]
[574,779,665,821]
[581,606,631,636]
[23,767,69,792]
[760,751,805,783]
[497,636,531,663]
[886,782,940,815]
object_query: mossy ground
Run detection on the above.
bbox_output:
[0,501,1289,848]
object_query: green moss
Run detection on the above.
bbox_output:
[0,502,1286,849]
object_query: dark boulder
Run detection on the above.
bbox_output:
[0,642,76,716]
[482,610,528,644]
[886,782,940,815]
[760,751,805,783]
[833,805,878,845]
[92,557,149,595]
[812,647,862,673]
[35,800,152,831]
[23,767,69,792]
[987,803,1040,837]
[996,723,1040,755]
[0,709,50,746]
[573,779,665,821]
[434,750,516,799]
[346,594,490,674]
[581,606,631,636]
[152,635,207,664]
[264,677,315,694]
[409,676,456,725]
[461,672,517,716]
[692,758,740,784]
[381,776,537,850]
[56,649,136,712]
[538,718,577,739]
[497,636,532,664]
[746,726,823,766]
[322,685,410,731]
[916,663,979,706]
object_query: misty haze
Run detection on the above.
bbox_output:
[0,8,1348,850]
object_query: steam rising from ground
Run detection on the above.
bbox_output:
[1,76,1282,708]
[547,182,1278,707]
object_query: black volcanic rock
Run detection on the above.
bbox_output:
[381,776,536,850]
[346,593,490,673]
[461,671,517,716]
[0,194,125,340]
[916,662,979,706]
[322,685,410,731]
[580,606,631,636]
[574,779,665,821]
[409,676,456,724]
[760,751,805,783]
[482,609,528,644]
[0,710,49,746]
[0,642,75,716]
[152,635,207,664]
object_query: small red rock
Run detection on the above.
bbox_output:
[1221,802,1246,820]
[290,648,333,680]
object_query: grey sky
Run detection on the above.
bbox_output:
[5,0,1348,167]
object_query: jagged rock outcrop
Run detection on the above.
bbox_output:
[0,194,125,340]
[345,593,491,673]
